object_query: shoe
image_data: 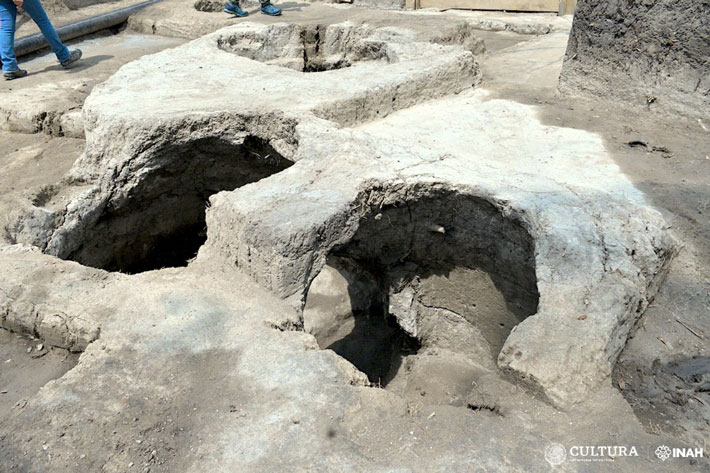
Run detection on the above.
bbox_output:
[224,1,248,16]
[260,2,281,15]
[60,49,82,69]
[3,69,27,80]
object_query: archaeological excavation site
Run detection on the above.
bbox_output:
[0,0,708,471]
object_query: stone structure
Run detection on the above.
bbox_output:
[3,22,676,410]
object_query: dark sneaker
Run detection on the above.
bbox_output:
[260,2,281,15]
[60,49,82,69]
[224,1,248,16]
[3,69,28,80]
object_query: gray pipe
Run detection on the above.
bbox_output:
[16,0,162,57]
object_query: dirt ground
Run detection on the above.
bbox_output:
[0,330,79,422]
[0,3,708,470]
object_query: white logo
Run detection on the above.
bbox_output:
[545,443,567,466]
[655,445,672,461]
[654,445,704,461]
[545,444,640,464]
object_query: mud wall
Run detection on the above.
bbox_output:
[559,0,710,119]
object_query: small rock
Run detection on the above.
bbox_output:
[36,344,43,351]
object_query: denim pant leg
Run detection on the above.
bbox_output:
[0,0,19,72]
[22,0,69,63]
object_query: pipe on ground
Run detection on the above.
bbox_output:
[16,0,162,57]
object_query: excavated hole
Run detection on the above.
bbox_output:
[299,24,366,73]
[216,23,387,73]
[64,136,292,273]
[304,256,420,386]
[304,189,539,401]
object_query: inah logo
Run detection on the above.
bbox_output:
[545,443,567,466]
[655,445,671,461]
[654,445,704,460]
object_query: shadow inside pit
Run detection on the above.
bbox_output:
[66,135,293,274]
[324,283,420,387]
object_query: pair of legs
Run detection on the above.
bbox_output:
[224,0,281,17]
[0,0,79,76]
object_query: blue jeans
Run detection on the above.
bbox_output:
[0,0,70,72]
